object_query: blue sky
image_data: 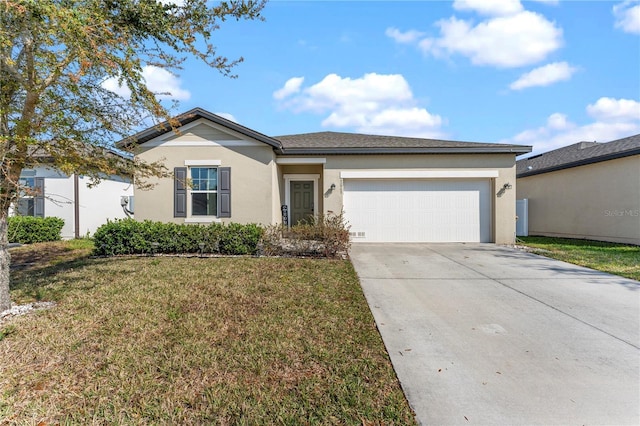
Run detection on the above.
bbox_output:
[108,0,640,156]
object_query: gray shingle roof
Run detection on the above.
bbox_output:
[516,134,640,177]
[115,107,532,155]
[275,131,531,154]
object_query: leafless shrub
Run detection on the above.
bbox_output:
[260,212,351,258]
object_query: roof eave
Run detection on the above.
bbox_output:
[277,146,532,155]
[517,147,640,178]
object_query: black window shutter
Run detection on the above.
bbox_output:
[218,167,231,218]
[174,167,187,218]
[34,177,45,217]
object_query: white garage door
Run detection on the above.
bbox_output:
[343,179,492,242]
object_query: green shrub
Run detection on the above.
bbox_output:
[219,223,263,255]
[8,216,65,244]
[92,219,264,256]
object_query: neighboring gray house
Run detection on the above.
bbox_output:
[516,134,640,245]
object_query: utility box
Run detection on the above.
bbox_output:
[516,199,528,237]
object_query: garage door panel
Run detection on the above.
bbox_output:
[343,179,491,243]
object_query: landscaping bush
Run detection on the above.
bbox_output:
[93,215,349,258]
[260,212,351,258]
[92,219,263,256]
[8,216,64,244]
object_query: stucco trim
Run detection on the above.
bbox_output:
[276,157,327,164]
[340,170,500,179]
[148,140,263,147]
[184,159,222,166]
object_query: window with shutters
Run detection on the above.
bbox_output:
[190,167,217,216]
[175,164,229,220]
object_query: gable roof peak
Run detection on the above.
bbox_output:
[116,107,282,149]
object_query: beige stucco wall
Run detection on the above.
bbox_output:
[320,153,518,244]
[517,155,640,245]
[133,120,519,244]
[135,142,276,226]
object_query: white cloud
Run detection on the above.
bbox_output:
[214,112,238,123]
[546,113,571,130]
[419,11,563,68]
[453,0,523,16]
[586,97,640,122]
[274,73,445,138]
[143,66,191,100]
[273,77,305,100]
[385,27,426,44]
[613,1,640,34]
[101,66,191,101]
[509,61,577,90]
[101,76,131,98]
[501,97,640,156]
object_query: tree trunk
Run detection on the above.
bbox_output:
[0,213,11,312]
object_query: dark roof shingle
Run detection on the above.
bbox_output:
[116,108,532,155]
[516,134,640,177]
[275,131,531,154]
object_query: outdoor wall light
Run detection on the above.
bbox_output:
[502,182,513,190]
[330,183,336,190]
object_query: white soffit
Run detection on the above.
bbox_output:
[276,157,327,164]
[340,170,499,179]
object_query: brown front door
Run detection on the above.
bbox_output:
[290,181,314,225]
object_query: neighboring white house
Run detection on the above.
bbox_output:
[14,166,134,239]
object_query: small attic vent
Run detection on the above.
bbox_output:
[578,141,598,149]
[349,231,366,238]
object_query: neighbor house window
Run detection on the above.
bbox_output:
[17,170,36,216]
[190,167,217,216]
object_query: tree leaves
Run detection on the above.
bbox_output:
[0,0,267,310]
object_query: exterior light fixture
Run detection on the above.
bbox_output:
[502,183,513,190]
[330,183,336,190]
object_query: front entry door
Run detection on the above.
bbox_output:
[290,181,314,225]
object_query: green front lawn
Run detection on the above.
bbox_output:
[2,241,415,424]
[518,236,640,281]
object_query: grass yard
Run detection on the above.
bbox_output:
[1,241,415,425]
[518,236,640,281]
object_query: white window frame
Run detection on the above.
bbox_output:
[284,174,320,226]
[185,162,222,223]
[17,170,37,216]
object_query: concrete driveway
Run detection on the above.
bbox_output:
[350,243,640,425]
